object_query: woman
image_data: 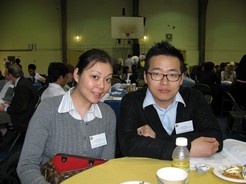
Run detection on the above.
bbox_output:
[17,49,116,184]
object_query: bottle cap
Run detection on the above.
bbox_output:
[176,137,188,146]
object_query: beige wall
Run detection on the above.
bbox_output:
[0,0,245,75]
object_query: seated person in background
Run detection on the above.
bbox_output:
[111,62,124,85]
[28,64,46,83]
[63,64,75,92]
[118,41,223,160]
[182,64,196,88]
[129,64,139,85]
[197,61,221,86]
[121,66,130,82]
[232,55,246,110]
[0,64,15,102]
[0,64,38,135]
[15,58,22,69]
[221,62,236,85]
[41,62,69,101]
[197,61,222,114]
[17,48,116,184]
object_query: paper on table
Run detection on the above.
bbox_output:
[190,139,246,170]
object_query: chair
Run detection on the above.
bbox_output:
[225,91,246,133]
[193,83,213,104]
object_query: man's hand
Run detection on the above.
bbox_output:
[0,103,6,111]
[190,137,220,157]
[137,124,156,138]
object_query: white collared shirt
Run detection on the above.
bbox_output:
[0,80,13,99]
[41,83,66,101]
[143,88,186,135]
[58,88,102,122]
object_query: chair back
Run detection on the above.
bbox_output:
[225,91,245,116]
[225,91,246,133]
[193,83,213,104]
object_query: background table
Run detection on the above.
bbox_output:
[62,157,232,184]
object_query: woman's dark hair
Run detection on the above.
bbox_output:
[144,41,186,73]
[76,49,113,76]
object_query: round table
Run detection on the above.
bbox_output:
[62,157,232,184]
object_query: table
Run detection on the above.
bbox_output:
[62,157,232,184]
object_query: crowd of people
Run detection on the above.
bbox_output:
[188,56,246,115]
[0,42,245,183]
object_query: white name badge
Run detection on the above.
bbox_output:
[89,133,107,149]
[175,120,194,134]
[9,84,15,88]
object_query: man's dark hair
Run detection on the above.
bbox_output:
[144,41,186,73]
[28,64,36,70]
[47,62,69,83]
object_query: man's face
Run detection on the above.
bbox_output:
[28,69,35,76]
[4,70,11,80]
[144,55,184,108]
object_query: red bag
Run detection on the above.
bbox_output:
[53,153,108,172]
[41,153,108,184]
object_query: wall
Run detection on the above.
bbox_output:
[0,0,61,75]
[206,0,246,63]
[0,0,245,75]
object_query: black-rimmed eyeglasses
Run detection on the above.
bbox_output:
[147,72,181,82]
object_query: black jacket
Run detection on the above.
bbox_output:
[118,87,223,160]
[7,77,38,133]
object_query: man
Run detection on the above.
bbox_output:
[0,67,15,102]
[124,54,133,72]
[41,62,69,101]
[118,41,223,160]
[0,64,38,133]
[63,64,75,92]
[28,64,46,84]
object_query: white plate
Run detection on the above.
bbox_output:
[120,181,150,184]
[213,167,246,183]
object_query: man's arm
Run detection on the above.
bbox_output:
[118,91,177,160]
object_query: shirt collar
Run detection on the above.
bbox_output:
[143,88,186,109]
[14,77,21,87]
[58,87,102,121]
[48,83,64,89]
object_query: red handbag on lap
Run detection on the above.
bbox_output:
[41,153,108,184]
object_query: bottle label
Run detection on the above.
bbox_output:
[172,160,190,184]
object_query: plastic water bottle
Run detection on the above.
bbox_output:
[171,137,190,184]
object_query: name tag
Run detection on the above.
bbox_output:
[175,120,194,134]
[89,133,107,149]
[9,84,15,88]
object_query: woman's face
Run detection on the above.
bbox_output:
[73,61,113,104]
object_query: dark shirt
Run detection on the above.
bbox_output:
[7,77,38,132]
[118,87,223,160]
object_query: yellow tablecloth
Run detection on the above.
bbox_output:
[62,157,232,184]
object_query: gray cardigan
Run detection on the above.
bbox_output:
[17,95,116,184]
